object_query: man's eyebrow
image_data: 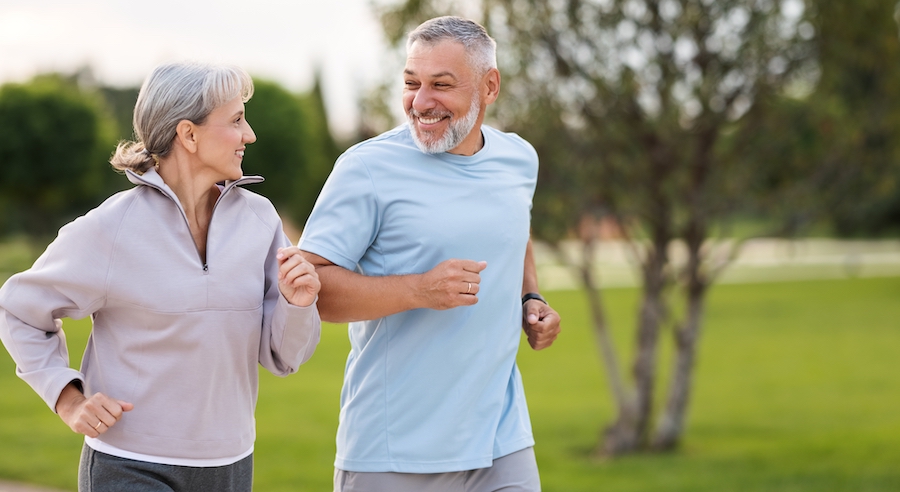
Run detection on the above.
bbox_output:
[403,69,458,80]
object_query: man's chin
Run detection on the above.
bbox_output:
[411,130,449,154]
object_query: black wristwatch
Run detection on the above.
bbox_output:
[521,292,547,305]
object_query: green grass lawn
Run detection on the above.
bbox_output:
[1,277,898,491]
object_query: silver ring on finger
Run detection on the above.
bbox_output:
[466,282,471,294]
[94,421,103,430]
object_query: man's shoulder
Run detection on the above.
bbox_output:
[344,125,414,157]
[483,125,538,161]
[333,125,419,176]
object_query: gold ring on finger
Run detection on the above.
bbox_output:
[466,282,471,294]
[94,421,103,430]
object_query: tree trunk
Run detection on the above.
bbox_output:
[576,240,631,415]
[653,191,710,450]
[560,238,637,457]
[652,277,706,450]
[601,239,668,454]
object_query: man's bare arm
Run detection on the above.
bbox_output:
[521,237,561,350]
[301,251,487,323]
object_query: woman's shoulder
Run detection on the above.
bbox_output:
[59,187,144,238]
[229,186,283,230]
[33,187,145,270]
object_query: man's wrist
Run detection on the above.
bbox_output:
[522,292,547,305]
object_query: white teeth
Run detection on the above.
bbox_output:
[236,151,244,157]
[419,116,442,125]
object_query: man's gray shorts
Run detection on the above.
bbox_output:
[333,447,541,492]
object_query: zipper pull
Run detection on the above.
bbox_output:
[203,264,209,273]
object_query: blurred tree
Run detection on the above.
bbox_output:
[245,76,340,231]
[376,0,815,455]
[298,76,342,218]
[99,86,140,142]
[0,75,117,237]
[810,0,900,235]
[734,0,900,237]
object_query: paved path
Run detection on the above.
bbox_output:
[0,481,67,492]
[534,238,900,289]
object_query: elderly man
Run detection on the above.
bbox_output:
[299,16,561,492]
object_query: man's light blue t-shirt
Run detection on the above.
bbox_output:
[299,124,538,473]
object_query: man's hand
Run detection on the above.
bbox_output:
[417,259,488,310]
[56,382,133,437]
[522,299,561,350]
[277,246,321,307]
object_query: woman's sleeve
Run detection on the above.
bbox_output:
[0,211,113,411]
[258,224,321,377]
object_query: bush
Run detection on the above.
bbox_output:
[0,75,118,237]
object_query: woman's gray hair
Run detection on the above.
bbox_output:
[406,16,497,75]
[110,62,254,174]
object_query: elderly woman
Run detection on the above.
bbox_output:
[0,62,321,491]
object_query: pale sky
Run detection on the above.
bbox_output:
[0,0,398,137]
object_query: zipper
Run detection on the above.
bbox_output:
[126,170,264,274]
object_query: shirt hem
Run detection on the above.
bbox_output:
[85,437,253,467]
[494,436,536,461]
[335,456,493,474]
[335,435,536,474]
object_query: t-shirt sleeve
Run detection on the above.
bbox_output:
[299,152,380,271]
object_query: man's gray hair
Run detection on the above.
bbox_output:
[406,16,497,75]
[110,62,254,174]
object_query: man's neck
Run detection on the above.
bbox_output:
[448,127,485,156]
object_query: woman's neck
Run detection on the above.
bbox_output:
[156,154,221,263]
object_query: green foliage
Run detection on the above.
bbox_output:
[0,236,42,285]
[1,277,899,490]
[244,79,311,218]
[0,75,118,237]
[97,86,140,142]
[808,0,900,235]
[720,0,900,237]
[245,76,340,229]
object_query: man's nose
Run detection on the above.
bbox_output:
[412,86,437,113]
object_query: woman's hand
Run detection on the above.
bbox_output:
[55,382,133,437]
[277,246,320,307]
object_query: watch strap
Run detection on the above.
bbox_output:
[521,292,547,305]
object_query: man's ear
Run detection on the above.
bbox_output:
[482,68,501,105]
[174,120,199,153]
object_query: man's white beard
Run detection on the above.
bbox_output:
[408,94,481,154]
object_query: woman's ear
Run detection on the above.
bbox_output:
[174,120,198,153]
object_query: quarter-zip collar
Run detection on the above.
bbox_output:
[125,168,265,208]
[125,168,266,271]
